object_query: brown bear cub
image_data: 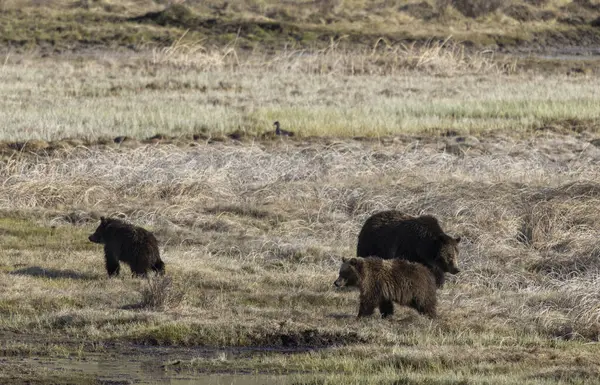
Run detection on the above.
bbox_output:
[357,210,461,288]
[334,257,437,318]
[89,217,165,278]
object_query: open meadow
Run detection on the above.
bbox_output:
[2,1,600,384]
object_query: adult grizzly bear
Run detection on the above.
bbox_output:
[88,217,165,277]
[356,210,461,287]
[334,257,436,318]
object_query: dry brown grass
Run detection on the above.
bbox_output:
[149,34,512,75]
[2,130,600,382]
[139,274,187,311]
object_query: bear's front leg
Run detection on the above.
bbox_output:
[131,270,147,278]
[104,251,120,277]
[358,295,376,317]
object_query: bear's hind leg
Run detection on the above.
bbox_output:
[130,264,149,278]
[379,299,394,318]
[411,297,437,318]
[151,259,165,275]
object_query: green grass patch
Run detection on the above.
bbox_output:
[0,9,182,49]
[0,217,93,251]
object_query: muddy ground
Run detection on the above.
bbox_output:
[0,331,305,384]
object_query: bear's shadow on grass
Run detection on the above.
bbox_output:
[120,302,146,310]
[327,313,355,320]
[10,266,98,280]
[326,312,423,321]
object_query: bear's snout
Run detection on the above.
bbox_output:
[449,266,460,274]
[334,279,343,287]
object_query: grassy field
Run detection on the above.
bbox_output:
[1,46,600,143]
[2,131,600,383]
[2,1,600,384]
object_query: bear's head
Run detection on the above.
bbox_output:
[437,235,461,274]
[334,257,362,288]
[88,216,109,244]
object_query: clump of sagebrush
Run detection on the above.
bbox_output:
[140,275,187,311]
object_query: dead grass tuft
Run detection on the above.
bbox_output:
[139,275,187,311]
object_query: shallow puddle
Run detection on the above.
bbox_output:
[18,346,312,384]
[27,356,290,384]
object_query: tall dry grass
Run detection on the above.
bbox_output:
[149,33,513,76]
[1,133,600,334]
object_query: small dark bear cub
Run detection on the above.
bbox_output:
[334,256,437,319]
[89,217,165,278]
[357,210,461,288]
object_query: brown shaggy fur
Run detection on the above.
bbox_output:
[334,256,437,318]
[356,210,461,287]
[88,217,165,277]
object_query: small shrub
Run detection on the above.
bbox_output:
[435,0,452,13]
[140,275,187,311]
[504,4,537,22]
[399,2,437,20]
[451,0,506,18]
[318,0,342,14]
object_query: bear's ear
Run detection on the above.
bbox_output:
[100,216,106,223]
[348,258,359,266]
[455,236,461,243]
[342,257,349,263]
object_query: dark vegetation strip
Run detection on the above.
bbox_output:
[2,3,600,53]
